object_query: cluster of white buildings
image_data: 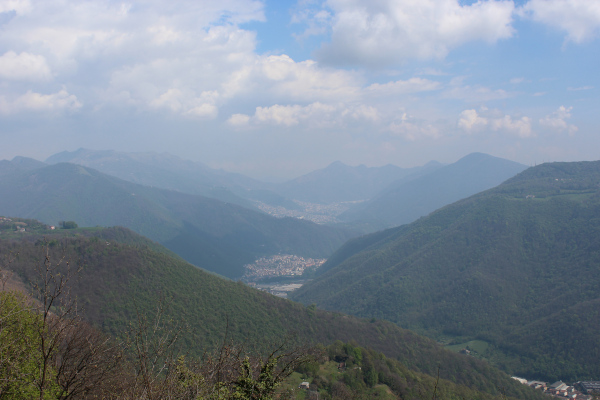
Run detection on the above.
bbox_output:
[243,254,326,281]
[513,377,600,399]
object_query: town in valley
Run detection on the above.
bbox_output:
[242,254,326,297]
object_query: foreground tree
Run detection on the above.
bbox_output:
[121,299,318,400]
[0,291,48,399]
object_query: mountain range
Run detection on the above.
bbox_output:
[273,160,441,204]
[340,152,528,231]
[291,161,600,382]
[0,161,355,278]
[44,149,423,209]
[16,149,531,231]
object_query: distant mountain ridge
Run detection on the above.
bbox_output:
[0,161,355,278]
[340,152,528,231]
[291,160,600,381]
[45,148,265,210]
[274,160,440,204]
[6,150,527,231]
[44,149,438,214]
[10,156,48,171]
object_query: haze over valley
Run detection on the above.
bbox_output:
[1,0,599,398]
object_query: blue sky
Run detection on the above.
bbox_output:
[0,0,598,179]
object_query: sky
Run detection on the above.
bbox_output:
[0,0,599,180]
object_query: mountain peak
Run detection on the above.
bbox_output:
[326,160,348,169]
[10,156,47,171]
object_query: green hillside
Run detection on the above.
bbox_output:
[279,341,532,400]
[0,225,544,400]
[291,161,600,382]
[0,162,355,278]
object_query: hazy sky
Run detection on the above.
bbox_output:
[0,0,598,179]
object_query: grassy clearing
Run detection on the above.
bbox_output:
[446,340,490,356]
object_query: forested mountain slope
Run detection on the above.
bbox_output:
[291,161,600,382]
[340,153,527,231]
[0,163,355,278]
[0,223,544,400]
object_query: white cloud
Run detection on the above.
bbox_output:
[251,55,361,102]
[366,78,441,96]
[313,0,515,66]
[388,113,441,141]
[521,0,600,43]
[0,0,266,116]
[539,105,578,135]
[99,24,257,114]
[291,5,332,41]
[0,51,52,81]
[0,0,31,14]
[148,25,182,46]
[458,109,488,132]
[102,43,360,116]
[458,107,537,138]
[0,89,82,114]
[351,104,379,122]
[230,102,382,129]
[185,104,218,119]
[254,102,342,127]
[149,88,219,119]
[255,104,304,127]
[492,115,533,138]
[227,113,251,127]
[389,123,440,141]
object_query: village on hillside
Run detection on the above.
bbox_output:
[512,377,600,399]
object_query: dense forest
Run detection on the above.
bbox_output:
[292,161,600,382]
[0,221,544,399]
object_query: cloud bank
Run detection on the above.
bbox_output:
[312,0,516,67]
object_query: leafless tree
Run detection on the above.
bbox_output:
[119,296,184,400]
[52,321,125,400]
[31,243,82,400]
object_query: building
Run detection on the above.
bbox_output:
[578,381,600,395]
[550,381,568,391]
[299,382,310,390]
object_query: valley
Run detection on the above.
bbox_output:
[2,3,598,397]
[252,199,362,224]
[0,224,546,399]
[1,152,599,399]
